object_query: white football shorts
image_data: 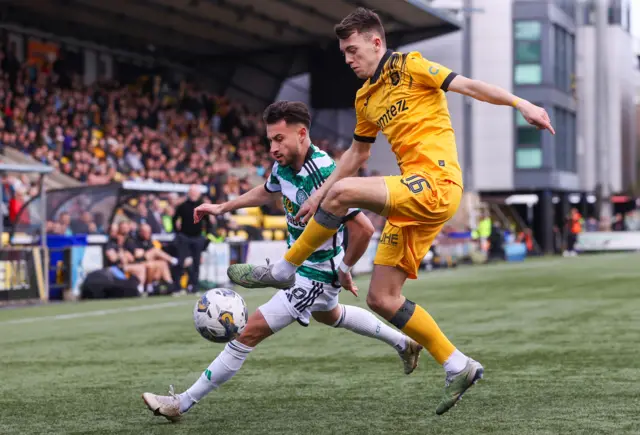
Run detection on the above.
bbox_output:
[258,274,342,332]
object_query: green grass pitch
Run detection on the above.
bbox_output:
[1,253,639,434]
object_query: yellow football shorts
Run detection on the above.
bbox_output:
[374,172,462,279]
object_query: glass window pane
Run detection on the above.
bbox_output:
[515,41,541,63]
[515,21,541,40]
[515,64,542,84]
[516,148,542,169]
[517,127,541,146]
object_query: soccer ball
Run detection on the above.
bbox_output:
[193,288,248,343]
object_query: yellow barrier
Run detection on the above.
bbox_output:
[263,215,287,230]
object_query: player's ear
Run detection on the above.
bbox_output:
[373,34,383,51]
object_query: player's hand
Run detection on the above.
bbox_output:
[338,269,358,297]
[295,191,322,224]
[194,203,224,223]
[518,100,556,135]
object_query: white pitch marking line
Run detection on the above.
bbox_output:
[0,300,194,326]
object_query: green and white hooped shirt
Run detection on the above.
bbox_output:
[264,144,360,285]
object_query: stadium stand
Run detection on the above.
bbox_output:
[0,0,467,296]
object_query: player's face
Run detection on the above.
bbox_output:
[339,31,383,79]
[266,120,306,167]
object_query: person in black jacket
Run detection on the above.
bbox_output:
[172,185,212,292]
[487,221,506,262]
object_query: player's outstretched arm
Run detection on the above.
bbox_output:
[338,212,375,297]
[193,185,278,223]
[295,140,372,223]
[448,75,555,135]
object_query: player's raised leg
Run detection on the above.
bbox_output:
[228,176,387,288]
[142,305,286,422]
[312,303,423,375]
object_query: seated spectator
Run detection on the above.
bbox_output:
[8,188,29,225]
[104,224,147,294]
[612,213,626,232]
[57,212,73,236]
[70,211,97,234]
[123,222,176,294]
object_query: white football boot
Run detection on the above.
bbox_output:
[142,385,183,422]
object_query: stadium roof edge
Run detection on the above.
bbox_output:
[1,0,461,108]
[1,0,461,59]
[403,0,463,29]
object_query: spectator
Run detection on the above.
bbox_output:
[125,222,176,294]
[172,184,211,292]
[564,208,583,257]
[0,49,351,243]
[487,221,505,261]
[58,212,72,236]
[612,213,626,232]
[70,211,96,234]
[585,217,599,232]
[161,205,174,233]
[104,223,147,294]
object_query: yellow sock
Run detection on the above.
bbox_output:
[284,216,338,266]
[401,303,455,364]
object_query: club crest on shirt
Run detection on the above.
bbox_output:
[390,71,400,86]
[296,189,309,205]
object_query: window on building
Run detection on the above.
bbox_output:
[515,65,542,84]
[516,148,543,169]
[515,21,541,39]
[514,20,542,85]
[515,40,541,63]
[517,127,542,146]
[553,107,577,172]
[581,0,630,30]
[553,25,575,94]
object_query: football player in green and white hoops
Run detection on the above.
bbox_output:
[141,101,422,421]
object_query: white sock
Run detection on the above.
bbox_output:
[178,340,253,413]
[137,284,144,294]
[170,257,179,266]
[271,258,297,281]
[333,304,407,352]
[443,349,468,374]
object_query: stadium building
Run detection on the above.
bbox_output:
[278,0,639,252]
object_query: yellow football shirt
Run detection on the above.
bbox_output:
[353,50,462,188]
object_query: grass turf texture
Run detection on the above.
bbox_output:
[1,253,639,435]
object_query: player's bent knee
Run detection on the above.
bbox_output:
[311,305,342,326]
[366,290,407,320]
[366,292,391,318]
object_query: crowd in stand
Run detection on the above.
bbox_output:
[0,42,354,234]
[1,41,638,242]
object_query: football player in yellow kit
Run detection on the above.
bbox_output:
[228,7,554,415]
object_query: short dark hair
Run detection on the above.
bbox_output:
[263,101,311,128]
[334,7,385,43]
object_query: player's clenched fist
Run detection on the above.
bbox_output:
[194,203,225,223]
